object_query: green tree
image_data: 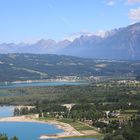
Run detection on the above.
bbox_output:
[103,133,112,140]
[11,136,19,140]
[112,135,125,140]
[0,134,8,140]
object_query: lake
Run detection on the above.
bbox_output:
[0,122,63,140]
[0,106,14,117]
[0,122,98,140]
[0,121,99,140]
[0,81,84,89]
[0,86,98,140]
[0,108,99,140]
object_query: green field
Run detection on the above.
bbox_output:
[58,118,95,131]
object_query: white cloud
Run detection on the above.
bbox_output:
[107,0,115,6]
[127,0,140,4]
[94,30,107,37]
[22,37,41,44]
[64,30,107,41]
[103,0,116,6]
[64,31,92,41]
[129,7,140,22]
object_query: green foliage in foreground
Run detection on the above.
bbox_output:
[0,80,140,140]
[0,134,19,140]
[103,116,140,140]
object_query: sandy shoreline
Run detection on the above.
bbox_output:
[0,115,83,139]
[11,78,81,84]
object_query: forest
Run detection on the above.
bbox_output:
[0,80,140,140]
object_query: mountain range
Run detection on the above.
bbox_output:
[0,23,140,60]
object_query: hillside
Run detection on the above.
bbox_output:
[0,53,140,82]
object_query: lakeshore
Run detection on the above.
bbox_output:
[0,115,101,139]
[0,80,85,89]
[1,77,85,85]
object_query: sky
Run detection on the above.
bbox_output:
[0,0,140,43]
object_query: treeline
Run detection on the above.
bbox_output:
[14,107,37,116]
[13,105,67,117]
[13,102,140,140]
[103,116,140,140]
[70,104,103,121]
[0,134,19,140]
[1,81,140,111]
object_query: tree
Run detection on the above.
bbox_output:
[0,134,8,140]
[103,133,112,140]
[11,136,19,140]
[112,135,125,140]
[0,134,19,140]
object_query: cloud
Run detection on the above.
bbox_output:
[22,37,41,44]
[107,0,116,6]
[103,0,116,6]
[127,0,140,4]
[128,7,140,22]
[64,30,107,41]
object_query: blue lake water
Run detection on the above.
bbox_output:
[0,81,84,89]
[0,122,63,140]
[0,122,97,140]
[0,122,98,140]
[0,106,14,117]
[0,107,98,140]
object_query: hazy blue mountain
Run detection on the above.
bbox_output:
[59,23,140,60]
[0,23,140,60]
